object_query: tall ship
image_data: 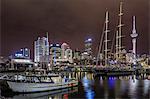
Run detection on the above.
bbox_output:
[96,2,125,66]
[94,2,139,76]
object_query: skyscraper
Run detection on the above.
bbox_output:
[34,32,49,63]
[50,43,61,65]
[61,43,70,59]
[61,43,73,63]
[84,38,93,58]
[73,50,81,60]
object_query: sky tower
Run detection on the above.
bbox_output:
[130,16,138,62]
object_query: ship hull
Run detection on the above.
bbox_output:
[7,81,78,93]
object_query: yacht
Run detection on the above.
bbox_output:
[7,74,78,93]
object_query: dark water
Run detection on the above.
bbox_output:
[0,72,150,99]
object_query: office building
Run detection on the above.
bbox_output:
[34,32,49,63]
[49,43,73,65]
[14,48,30,59]
[50,43,61,65]
[73,50,81,60]
[61,43,73,63]
[84,38,93,59]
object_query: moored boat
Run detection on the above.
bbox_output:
[7,75,78,93]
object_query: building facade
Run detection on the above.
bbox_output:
[34,33,49,63]
[50,44,61,65]
[61,43,73,63]
[84,38,93,59]
[81,38,93,65]
[73,50,81,60]
[14,48,30,59]
[49,43,73,65]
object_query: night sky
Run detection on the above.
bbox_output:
[1,0,149,58]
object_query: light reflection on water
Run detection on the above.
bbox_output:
[82,76,95,99]
[0,72,150,99]
[2,87,78,99]
[96,75,150,99]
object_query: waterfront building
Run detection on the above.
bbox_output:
[81,51,89,60]
[126,52,134,64]
[73,50,81,60]
[65,48,73,63]
[0,57,8,71]
[0,57,3,63]
[9,58,34,71]
[84,38,93,65]
[81,51,89,65]
[13,48,30,59]
[49,43,73,65]
[73,50,81,65]
[0,56,5,65]
[50,43,61,65]
[84,38,93,59]
[81,51,93,65]
[34,32,49,63]
[61,43,73,64]
[61,43,70,59]
[7,51,34,70]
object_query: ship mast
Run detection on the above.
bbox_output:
[96,23,105,66]
[96,11,110,66]
[117,2,124,60]
[104,11,110,66]
[116,30,119,59]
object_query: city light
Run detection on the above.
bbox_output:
[15,53,23,57]
[25,48,28,51]
[34,63,38,66]
[13,59,32,63]
[56,44,60,46]
[88,38,92,42]
[50,44,53,46]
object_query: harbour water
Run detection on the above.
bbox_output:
[0,72,150,99]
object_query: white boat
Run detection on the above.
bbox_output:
[7,75,78,93]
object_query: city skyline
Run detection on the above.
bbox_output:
[1,0,149,57]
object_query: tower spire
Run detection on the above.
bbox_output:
[132,16,136,34]
[131,16,138,62]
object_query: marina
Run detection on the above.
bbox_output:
[0,0,150,98]
[0,72,150,99]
